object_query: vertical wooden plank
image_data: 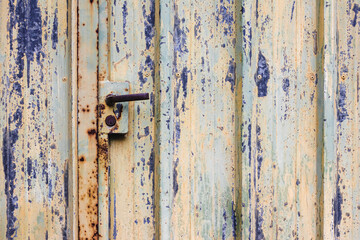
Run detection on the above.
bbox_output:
[77,0,99,238]
[240,0,322,239]
[0,0,73,238]
[168,0,192,238]
[240,0,277,238]
[158,0,174,238]
[158,0,238,238]
[99,0,157,239]
[70,0,79,238]
[0,1,9,239]
[98,0,109,239]
[293,0,323,238]
[323,0,360,239]
[322,0,338,238]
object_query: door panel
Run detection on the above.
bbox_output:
[158,0,239,238]
[1,0,359,239]
[240,1,321,239]
[99,0,360,239]
[77,0,99,238]
[323,1,360,239]
[98,0,157,239]
[0,0,74,239]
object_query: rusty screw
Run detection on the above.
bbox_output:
[105,115,116,127]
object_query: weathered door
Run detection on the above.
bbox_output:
[0,0,76,239]
[1,0,360,239]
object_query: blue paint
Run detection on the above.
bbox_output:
[254,52,270,97]
[248,123,251,165]
[138,72,146,86]
[241,141,246,153]
[48,179,53,199]
[148,148,154,180]
[231,201,237,237]
[12,109,22,128]
[150,92,155,119]
[248,172,252,239]
[143,1,155,50]
[216,4,234,36]
[255,0,259,26]
[225,59,235,93]
[62,162,68,240]
[175,121,181,146]
[290,1,295,22]
[255,208,264,240]
[146,55,154,72]
[246,21,252,61]
[334,175,343,237]
[27,158,32,190]
[222,210,227,240]
[143,217,150,224]
[173,158,179,197]
[51,8,58,49]
[144,126,150,136]
[337,84,348,123]
[1,73,26,238]
[351,4,360,27]
[282,78,290,95]
[113,194,118,239]
[173,6,188,54]
[181,67,188,98]
[8,0,15,51]
[194,13,201,39]
[122,1,128,44]
[13,82,22,96]
[256,125,263,179]
[256,155,263,180]
[3,127,20,239]
[310,92,315,104]
[138,56,154,87]
[9,0,43,82]
[140,175,144,186]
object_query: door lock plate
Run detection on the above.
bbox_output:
[98,81,129,134]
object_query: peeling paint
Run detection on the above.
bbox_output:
[173,158,179,197]
[3,127,19,239]
[254,52,270,97]
[337,84,348,123]
[351,4,360,27]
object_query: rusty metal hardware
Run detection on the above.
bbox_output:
[99,82,150,135]
[105,93,150,106]
[105,115,116,127]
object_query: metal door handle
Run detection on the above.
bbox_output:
[98,84,149,236]
[105,93,149,106]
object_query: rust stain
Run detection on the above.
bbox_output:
[87,128,97,136]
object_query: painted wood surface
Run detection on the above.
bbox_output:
[77,0,99,238]
[0,0,76,239]
[98,0,157,239]
[1,0,360,239]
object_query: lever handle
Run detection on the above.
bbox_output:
[105,93,149,106]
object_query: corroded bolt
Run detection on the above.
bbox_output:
[105,115,116,127]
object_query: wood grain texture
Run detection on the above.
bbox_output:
[77,0,99,238]
[158,0,238,239]
[98,0,157,239]
[0,0,74,239]
[323,0,360,239]
[1,0,359,239]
